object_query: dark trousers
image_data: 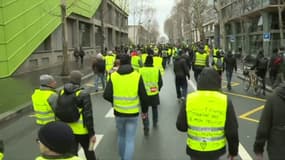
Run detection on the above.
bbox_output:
[194,68,203,82]
[73,134,96,160]
[175,77,188,99]
[142,106,158,129]
[256,69,266,91]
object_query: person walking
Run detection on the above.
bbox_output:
[57,70,97,160]
[192,46,209,82]
[79,46,85,65]
[224,51,237,90]
[253,83,285,160]
[92,53,106,92]
[176,68,239,160]
[212,51,224,76]
[173,54,190,102]
[103,54,147,160]
[31,74,57,125]
[139,56,163,136]
[35,121,82,160]
[73,48,80,63]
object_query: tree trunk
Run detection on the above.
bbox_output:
[61,0,69,76]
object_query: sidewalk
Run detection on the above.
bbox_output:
[0,58,95,123]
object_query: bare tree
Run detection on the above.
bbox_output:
[191,0,208,41]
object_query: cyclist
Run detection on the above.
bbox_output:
[251,51,268,95]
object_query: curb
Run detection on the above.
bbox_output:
[0,72,94,125]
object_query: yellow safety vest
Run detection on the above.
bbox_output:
[58,90,89,135]
[204,45,210,55]
[105,55,115,72]
[141,53,148,65]
[111,71,140,114]
[131,56,141,71]
[153,56,164,75]
[139,67,159,96]
[194,52,207,66]
[213,57,224,71]
[35,155,82,160]
[186,91,227,151]
[154,47,159,54]
[213,48,219,57]
[32,89,56,125]
[0,152,3,160]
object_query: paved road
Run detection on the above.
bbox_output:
[0,65,269,160]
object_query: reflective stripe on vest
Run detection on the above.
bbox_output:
[153,57,164,75]
[65,90,89,135]
[35,156,82,160]
[186,91,227,151]
[105,55,115,72]
[31,89,56,125]
[139,67,159,96]
[194,52,207,66]
[111,71,140,114]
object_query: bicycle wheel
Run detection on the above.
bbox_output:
[243,75,251,91]
[253,78,262,96]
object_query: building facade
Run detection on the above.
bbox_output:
[128,25,150,45]
[0,0,128,78]
[217,0,284,56]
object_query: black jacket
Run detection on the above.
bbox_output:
[62,83,95,137]
[176,68,239,159]
[254,83,285,159]
[103,64,148,117]
[92,58,105,74]
[224,53,237,72]
[173,56,190,79]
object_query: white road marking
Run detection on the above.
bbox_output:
[188,79,253,160]
[78,134,104,159]
[105,108,115,118]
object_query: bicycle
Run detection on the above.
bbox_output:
[242,66,264,96]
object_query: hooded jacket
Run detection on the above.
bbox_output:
[103,64,148,117]
[254,83,285,159]
[61,83,95,137]
[176,68,239,159]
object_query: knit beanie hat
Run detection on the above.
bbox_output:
[69,70,82,84]
[120,54,131,65]
[40,74,55,86]
[38,121,75,154]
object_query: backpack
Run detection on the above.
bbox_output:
[55,89,80,123]
[216,58,223,69]
[257,57,268,69]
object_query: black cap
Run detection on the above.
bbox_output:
[38,121,75,154]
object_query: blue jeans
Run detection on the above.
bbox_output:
[94,73,105,91]
[115,116,138,160]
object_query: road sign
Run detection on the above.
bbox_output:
[263,32,271,41]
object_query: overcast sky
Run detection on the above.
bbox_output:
[128,0,175,37]
[128,0,213,37]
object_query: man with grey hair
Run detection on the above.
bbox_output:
[32,74,58,125]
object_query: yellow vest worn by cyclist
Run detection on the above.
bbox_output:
[32,88,57,125]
